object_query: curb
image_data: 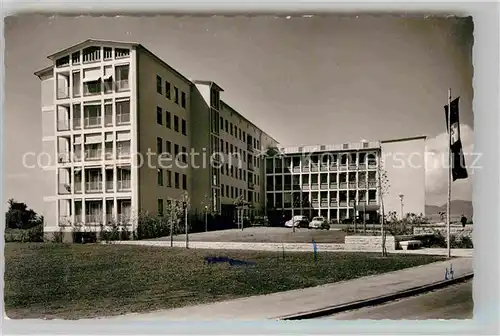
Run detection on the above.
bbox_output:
[278,272,474,320]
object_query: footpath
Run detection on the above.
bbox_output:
[112,240,473,257]
[102,257,473,321]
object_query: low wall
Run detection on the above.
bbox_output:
[413,226,473,240]
[344,235,413,251]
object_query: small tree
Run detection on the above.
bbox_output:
[377,160,390,257]
[233,194,250,231]
[5,198,42,229]
[166,197,187,247]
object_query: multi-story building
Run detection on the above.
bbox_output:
[34,39,277,240]
[265,136,426,223]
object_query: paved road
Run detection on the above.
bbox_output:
[322,281,473,320]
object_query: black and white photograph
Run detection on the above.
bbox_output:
[4,13,474,322]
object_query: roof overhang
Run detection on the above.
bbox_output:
[47,39,140,61]
[34,66,54,79]
[193,80,224,92]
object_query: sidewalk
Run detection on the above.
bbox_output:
[101,257,472,321]
[112,240,473,257]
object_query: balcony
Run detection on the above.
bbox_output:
[117,179,131,191]
[248,162,254,171]
[116,113,131,125]
[320,183,328,190]
[348,182,357,189]
[358,182,367,188]
[57,120,70,131]
[368,181,377,189]
[311,183,319,190]
[247,143,253,151]
[349,200,355,207]
[311,200,319,208]
[58,183,71,194]
[339,164,348,171]
[73,118,82,130]
[85,181,103,193]
[74,182,82,193]
[116,80,130,91]
[329,164,338,171]
[292,166,300,173]
[320,200,329,207]
[339,201,348,207]
[74,215,83,224]
[302,184,310,191]
[330,199,338,207]
[105,114,113,126]
[302,166,310,173]
[58,215,72,226]
[84,116,102,129]
[349,164,358,170]
[58,152,71,164]
[85,214,103,224]
[248,181,255,190]
[339,182,348,189]
[106,181,114,192]
[311,165,319,172]
[85,149,102,161]
[367,161,377,169]
[369,199,378,205]
[329,183,338,189]
[106,214,114,223]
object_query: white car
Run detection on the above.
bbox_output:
[285,215,308,228]
[309,216,329,230]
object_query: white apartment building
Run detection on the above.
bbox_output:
[35,39,277,241]
[265,136,427,223]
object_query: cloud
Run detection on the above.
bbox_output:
[425,124,474,204]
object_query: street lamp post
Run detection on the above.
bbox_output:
[399,194,404,220]
[204,205,208,232]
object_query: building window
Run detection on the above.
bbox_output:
[166,111,171,128]
[226,185,229,197]
[221,184,225,197]
[225,142,229,154]
[257,140,260,149]
[174,87,179,104]
[230,123,233,136]
[220,139,224,154]
[174,144,179,157]
[239,129,242,141]
[157,137,164,153]
[157,199,164,216]
[221,165,225,175]
[166,140,172,154]
[156,75,162,94]
[156,106,162,125]
[165,81,171,99]
[181,119,187,136]
[231,186,234,198]
[181,92,186,108]
[157,169,163,186]
[174,115,179,132]
[166,170,172,187]
[175,172,180,189]
[182,146,188,163]
[225,120,228,132]
[182,174,187,190]
[220,117,224,130]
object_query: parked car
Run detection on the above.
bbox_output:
[285,215,309,228]
[309,216,330,230]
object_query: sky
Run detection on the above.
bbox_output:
[3,14,474,213]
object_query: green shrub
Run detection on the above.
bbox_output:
[52,230,64,243]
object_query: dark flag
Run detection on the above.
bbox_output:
[444,97,468,181]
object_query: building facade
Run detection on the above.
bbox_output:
[35,39,278,239]
[265,136,426,223]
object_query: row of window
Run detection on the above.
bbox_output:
[156,138,189,163]
[219,116,261,149]
[217,139,261,167]
[220,184,261,203]
[156,107,187,135]
[157,169,188,190]
[156,75,187,108]
[220,164,260,185]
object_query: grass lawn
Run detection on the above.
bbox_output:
[159,227,348,243]
[5,243,445,320]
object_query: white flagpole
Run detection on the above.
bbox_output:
[447,88,452,258]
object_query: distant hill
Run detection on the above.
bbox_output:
[425,200,473,221]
